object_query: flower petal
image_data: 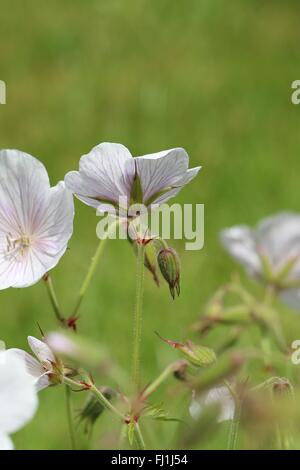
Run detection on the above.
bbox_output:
[0,433,14,450]
[257,212,300,271]
[35,373,51,391]
[135,148,191,203]
[8,348,44,380]
[149,166,201,206]
[65,142,135,207]
[205,386,235,422]
[0,350,38,434]
[221,225,262,276]
[0,149,50,236]
[27,336,55,365]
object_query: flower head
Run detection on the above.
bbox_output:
[221,212,300,308]
[0,348,38,450]
[10,336,62,391]
[65,142,201,215]
[0,150,74,289]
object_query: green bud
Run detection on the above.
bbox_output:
[156,333,216,367]
[157,247,180,299]
[79,387,116,434]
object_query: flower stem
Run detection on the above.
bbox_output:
[227,397,242,450]
[142,362,179,399]
[43,274,65,325]
[73,221,117,316]
[134,423,146,450]
[63,376,125,421]
[73,239,108,316]
[132,243,145,388]
[65,385,76,450]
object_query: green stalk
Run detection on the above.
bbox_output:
[132,243,145,388]
[73,221,117,316]
[142,362,178,399]
[227,398,242,450]
[63,376,125,421]
[65,385,77,450]
[134,423,146,450]
[43,274,65,325]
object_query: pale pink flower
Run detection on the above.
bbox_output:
[0,149,74,289]
[9,336,57,391]
[65,142,201,214]
[221,212,300,309]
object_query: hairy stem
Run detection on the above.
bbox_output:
[43,274,65,325]
[65,385,76,450]
[132,243,145,388]
[73,221,118,316]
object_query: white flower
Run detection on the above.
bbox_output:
[10,336,58,391]
[189,386,235,423]
[221,212,300,308]
[65,142,201,214]
[0,348,38,450]
[0,149,74,289]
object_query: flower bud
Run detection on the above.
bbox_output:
[79,387,116,433]
[156,332,216,368]
[157,247,180,299]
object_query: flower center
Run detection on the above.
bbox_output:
[5,232,32,260]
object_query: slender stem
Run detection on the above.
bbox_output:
[63,376,125,421]
[73,221,117,316]
[134,423,146,450]
[65,385,76,450]
[90,384,125,420]
[132,243,145,388]
[43,274,65,325]
[227,398,242,450]
[142,362,179,399]
[73,239,108,316]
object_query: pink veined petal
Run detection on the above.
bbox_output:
[35,373,51,391]
[149,166,202,206]
[31,181,74,269]
[135,148,190,203]
[0,150,50,235]
[27,336,55,365]
[7,348,45,380]
[65,142,136,206]
[0,433,14,450]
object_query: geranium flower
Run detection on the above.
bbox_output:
[0,149,74,289]
[65,142,201,215]
[9,336,60,391]
[0,348,38,450]
[189,386,235,423]
[221,212,300,308]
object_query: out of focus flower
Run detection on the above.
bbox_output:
[10,336,63,391]
[189,386,235,423]
[0,348,38,450]
[65,142,201,215]
[221,212,300,308]
[0,150,74,289]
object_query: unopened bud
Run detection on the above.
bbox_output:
[79,387,116,433]
[156,332,216,368]
[157,248,180,299]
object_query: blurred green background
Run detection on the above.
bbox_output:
[1,0,300,449]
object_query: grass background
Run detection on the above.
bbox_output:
[1,0,300,449]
